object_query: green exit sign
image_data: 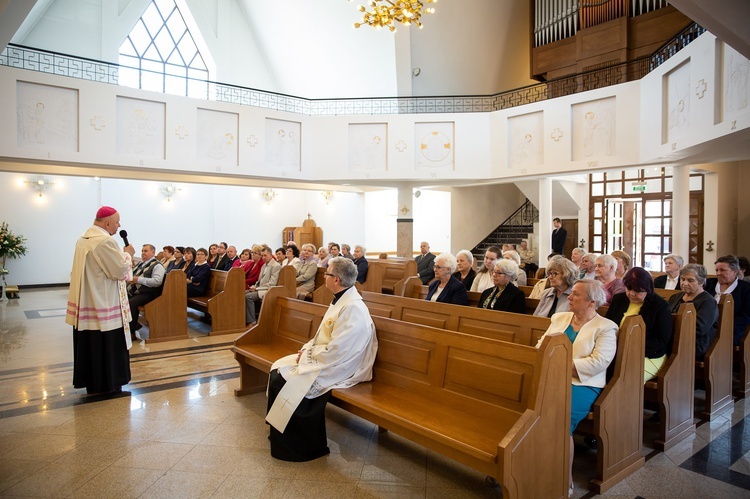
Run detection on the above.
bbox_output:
[632,184,646,192]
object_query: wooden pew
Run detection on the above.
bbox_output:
[655,288,682,300]
[186,268,245,335]
[361,291,645,493]
[232,291,572,498]
[735,325,750,398]
[695,294,734,420]
[402,276,541,314]
[378,258,418,294]
[333,317,571,499]
[140,270,188,343]
[361,291,550,345]
[276,265,297,298]
[574,315,646,494]
[643,303,696,451]
[306,261,384,304]
[360,260,384,293]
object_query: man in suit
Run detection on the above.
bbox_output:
[127,244,165,341]
[222,245,239,270]
[551,218,567,255]
[212,242,229,270]
[704,254,750,345]
[244,246,282,324]
[654,254,683,289]
[415,241,436,285]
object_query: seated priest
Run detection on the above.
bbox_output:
[266,257,378,462]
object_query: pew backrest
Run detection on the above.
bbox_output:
[361,291,551,345]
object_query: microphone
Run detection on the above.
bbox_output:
[119,230,130,247]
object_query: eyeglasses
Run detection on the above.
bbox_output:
[547,271,560,277]
[433,265,448,270]
[492,270,510,276]
[324,273,336,278]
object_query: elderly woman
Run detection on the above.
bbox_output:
[477,259,526,313]
[166,246,186,273]
[471,246,502,293]
[667,264,718,360]
[534,258,579,317]
[535,279,617,496]
[606,267,673,383]
[580,253,597,280]
[611,250,631,280]
[503,250,527,286]
[452,249,476,290]
[704,255,750,345]
[654,254,684,290]
[352,245,369,284]
[426,253,469,305]
[570,247,585,269]
[595,254,626,305]
[317,247,330,268]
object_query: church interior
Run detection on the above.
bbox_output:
[1,0,750,496]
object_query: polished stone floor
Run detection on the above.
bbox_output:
[1,288,750,498]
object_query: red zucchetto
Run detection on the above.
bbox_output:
[96,206,117,219]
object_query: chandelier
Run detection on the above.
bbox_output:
[351,0,437,32]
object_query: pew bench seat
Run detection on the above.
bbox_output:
[187,268,246,335]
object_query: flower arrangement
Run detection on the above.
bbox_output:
[0,222,28,277]
[0,222,27,259]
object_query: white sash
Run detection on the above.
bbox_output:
[266,355,320,433]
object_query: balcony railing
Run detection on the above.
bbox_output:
[0,22,704,117]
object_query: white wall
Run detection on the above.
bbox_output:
[0,171,372,285]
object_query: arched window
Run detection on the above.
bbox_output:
[119,0,210,98]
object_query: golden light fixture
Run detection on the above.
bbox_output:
[262,189,277,205]
[321,190,334,204]
[351,0,437,32]
[24,176,55,198]
[160,183,180,202]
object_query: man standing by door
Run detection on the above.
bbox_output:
[551,218,567,256]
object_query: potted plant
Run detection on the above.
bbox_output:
[0,222,28,298]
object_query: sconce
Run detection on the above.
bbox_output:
[24,176,55,198]
[160,183,180,202]
[321,190,334,204]
[579,239,586,248]
[262,189,277,205]
[706,240,714,252]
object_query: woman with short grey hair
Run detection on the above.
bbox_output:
[425,253,468,305]
[667,263,717,360]
[477,259,526,313]
[580,253,598,280]
[452,249,476,290]
[595,254,625,305]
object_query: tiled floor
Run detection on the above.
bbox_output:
[1,288,750,498]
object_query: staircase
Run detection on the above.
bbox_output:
[471,199,538,263]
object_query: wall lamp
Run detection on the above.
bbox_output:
[321,190,334,204]
[160,183,180,202]
[262,189,277,204]
[25,176,55,198]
